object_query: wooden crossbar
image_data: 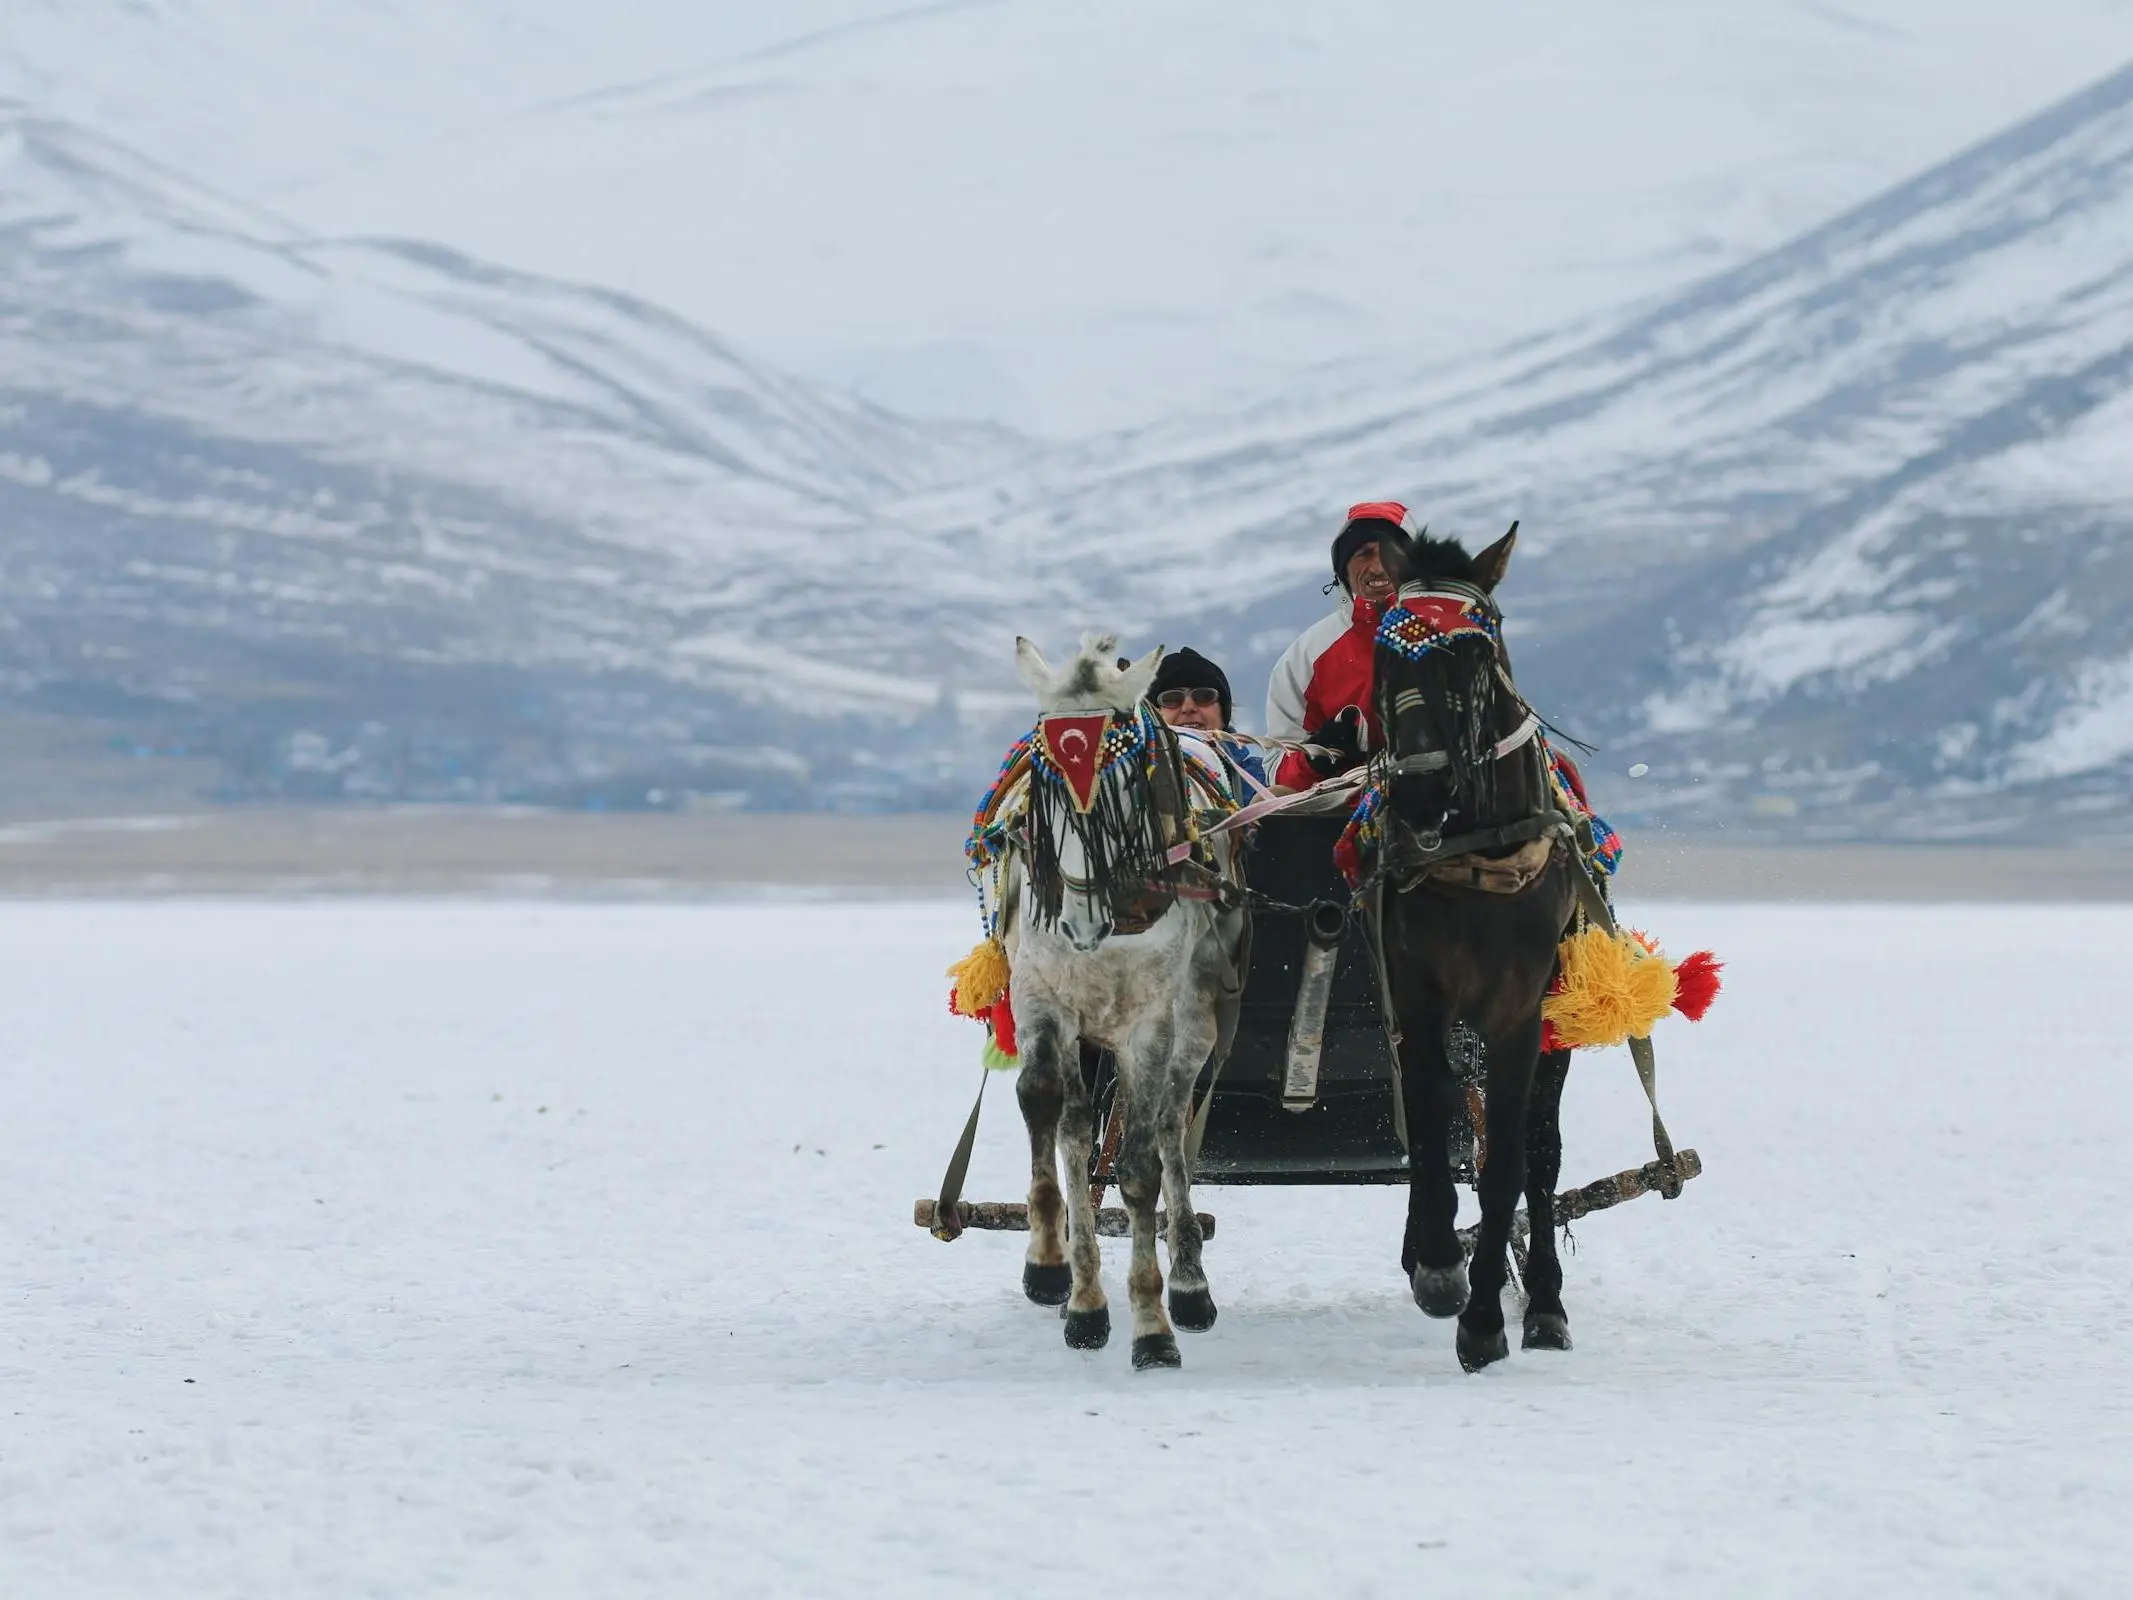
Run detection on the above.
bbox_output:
[912,1149,1700,1247]
[913,1200,1216,1239]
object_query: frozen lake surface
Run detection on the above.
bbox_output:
[3,900,2126,1595]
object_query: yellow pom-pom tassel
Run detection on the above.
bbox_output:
[1543,926,1678,1050]
[946,938,1011,1018]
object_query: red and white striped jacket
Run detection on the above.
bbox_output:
[1264,592,1390,790]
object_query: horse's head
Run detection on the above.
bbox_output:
[1371,522,1531,832]
[1014,634,1169,952]
[1014,633,1163,719]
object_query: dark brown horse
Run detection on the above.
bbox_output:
[1366,523,1579,1372]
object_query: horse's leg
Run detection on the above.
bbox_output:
[1520,1045,1574,1351]
[1158,1023,1217,1336]
[1397,998,1469,1318]
[1457,1010,1543,1372]
[1112,1046,1180,1370]
[1049,1017,1111,1351]
[1015,1031,1071,1307]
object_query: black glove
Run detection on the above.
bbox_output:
[1304,706,1365,776]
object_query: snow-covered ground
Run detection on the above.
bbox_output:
[3,899,2126,1595]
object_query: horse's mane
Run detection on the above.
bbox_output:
[1399,532,1483,587]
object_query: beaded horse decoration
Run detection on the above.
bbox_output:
[961,699,1176,929]
[1020,699,1181,931]
[953,638,1238,1067]
[1376,591,1501,662]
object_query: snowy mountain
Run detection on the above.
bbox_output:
[1452,57,2133,838]
[0,103,1025,807]
[929,60,2133,837]
[8,0,2133,431]
[3,35,2131,830]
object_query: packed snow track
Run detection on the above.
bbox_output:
[2,900,2125,1595]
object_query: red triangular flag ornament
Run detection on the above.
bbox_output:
[1037,713,1111,813]
[1395,595,1477,635]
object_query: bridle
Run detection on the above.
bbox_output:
[1021,703,1200,933]
[1364,579,1560,872]
[1377,579,1542,770]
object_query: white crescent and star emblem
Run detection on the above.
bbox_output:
[1039,713,1113,813]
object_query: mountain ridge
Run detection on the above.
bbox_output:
[2,57,2131,829]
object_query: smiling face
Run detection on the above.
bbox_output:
[1156,687,1223,731]
[1344,540,1394,604]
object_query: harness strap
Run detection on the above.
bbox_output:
[1360,877,1410,1153]
[1384,710,1541,777]
[1395,579,1493,607]
[927,1069,990,1241]
[1198,767,1371,842]
[1145,722,1188,850]
[1628,1034,1679,1189]
[1382,810,1562,884]
[1566,851,1681,1190]
[1403,832,1558,896]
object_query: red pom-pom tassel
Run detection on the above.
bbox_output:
[1670,950,1723,1021]
[1541,968,1567,1054]
[989,990,1018,1057]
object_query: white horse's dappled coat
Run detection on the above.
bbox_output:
[1004,634,1245,1369]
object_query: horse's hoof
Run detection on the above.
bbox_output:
[1411,1260,1469,1320]
[1522,1311,1572,1351]
[1063,1306,1111,1350]
[1457,1323,1511,1373]
[1023,1261,1072,1306]
[1131,1333,1182,1371]
[1168,1286,1218,1332]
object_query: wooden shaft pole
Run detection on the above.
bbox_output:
[913,1199,1217,1240]
[1554,1147,1701,1223]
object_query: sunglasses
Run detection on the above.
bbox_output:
[1156,688,1221,710]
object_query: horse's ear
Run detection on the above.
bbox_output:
[1014,636,1053,696]
[1117,643,1163,707]
[1376,525,1419,588]
[1472,521,1519,593]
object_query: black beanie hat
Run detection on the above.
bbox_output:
[1329,499,1420,589]
[1150,647,1233,729]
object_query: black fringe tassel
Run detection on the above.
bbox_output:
[1026,757,1172,930]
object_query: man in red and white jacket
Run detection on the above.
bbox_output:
[1265,500,1418,791]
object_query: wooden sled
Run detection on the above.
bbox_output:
[917,812,1700,1248]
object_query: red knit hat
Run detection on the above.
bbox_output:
[1331,500,1419,587]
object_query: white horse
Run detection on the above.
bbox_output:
[1003,634,1245,1370]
